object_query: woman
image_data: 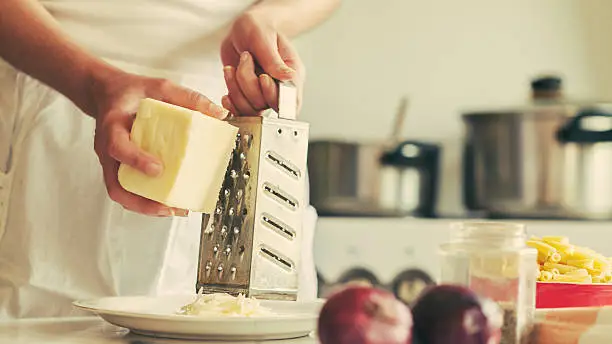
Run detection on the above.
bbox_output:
[0,0,340,318]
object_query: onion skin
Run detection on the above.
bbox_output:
[317,286,412,344]
[411,284,503,344]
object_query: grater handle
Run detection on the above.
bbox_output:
[260,81,298,121]
[277,81,298,120]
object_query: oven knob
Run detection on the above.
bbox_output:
[391,269,435,307]
[337,267,380,288]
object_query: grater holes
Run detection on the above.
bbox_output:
[198,120,309,293]
[261,213,295,241]
[230,151,241,170]
[234,133,241,150]
[201,126,261,286]
[204,223,214,235]
[244,133,252,148]
[223,177,236,190]
[259,246,294,272]
[205,261,212,277]
[217,264,224,278]
[263,183,298,210]
[265,151,300,179]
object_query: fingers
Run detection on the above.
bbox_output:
[157,80,228,119]
[109,168,189,217]
[221,39,255,116]
[259,74,278,112]
[276,34,305,111]
[98,118,170,216]
[224,65,257,116]
[93,74,202,218]
[98,120,190,217]
[236,52,266,110]
[249,32,295,82]
[220,37,241,68]
[225,51,279,114]
[221,95,239,115]
[102,116,162,177]
[173,209,190,217]
[102,156,173,216]
[99,128,190,217]
[277,34,304,80]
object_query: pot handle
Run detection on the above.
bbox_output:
[462,139,478,211]
[557,108,612,143]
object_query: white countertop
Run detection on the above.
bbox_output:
[0,317,318,344]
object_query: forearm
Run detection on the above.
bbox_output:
[248,0,342,37]
[0,0,115,115]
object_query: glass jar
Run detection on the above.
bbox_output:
[439,221,537,344]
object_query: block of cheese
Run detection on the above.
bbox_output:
[117,98,238,213]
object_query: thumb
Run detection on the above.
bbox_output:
[106,121,163,177]
[158,80,229,119]
[277,34,304,81]
[250,33,295,81]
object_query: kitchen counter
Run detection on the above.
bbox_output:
[0,317,318,344]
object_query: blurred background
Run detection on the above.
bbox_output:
[302,0,612,303]
[297,0,612,214]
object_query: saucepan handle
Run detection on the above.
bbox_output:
[557,108,612,143]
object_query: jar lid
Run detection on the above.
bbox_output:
[449,221,527,248]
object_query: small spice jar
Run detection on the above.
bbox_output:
[439,222,538,344]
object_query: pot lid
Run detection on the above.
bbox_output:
[461,99,612,119]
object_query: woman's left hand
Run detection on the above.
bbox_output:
[220,11,305,116]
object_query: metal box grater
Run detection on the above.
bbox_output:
[196,82,309,300]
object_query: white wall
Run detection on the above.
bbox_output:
[294,0,612,215]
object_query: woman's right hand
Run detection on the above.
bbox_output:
[87,68,228,216]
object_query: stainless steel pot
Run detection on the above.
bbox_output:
[308,139,441,217]
[307,97,441,217]
[463,102,612,219]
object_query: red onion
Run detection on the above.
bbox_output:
[411,284,503,344]
[317,286,412,344]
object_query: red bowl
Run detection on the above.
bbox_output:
[537,282,612,308]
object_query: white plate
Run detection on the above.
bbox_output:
[73,295,323,341]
